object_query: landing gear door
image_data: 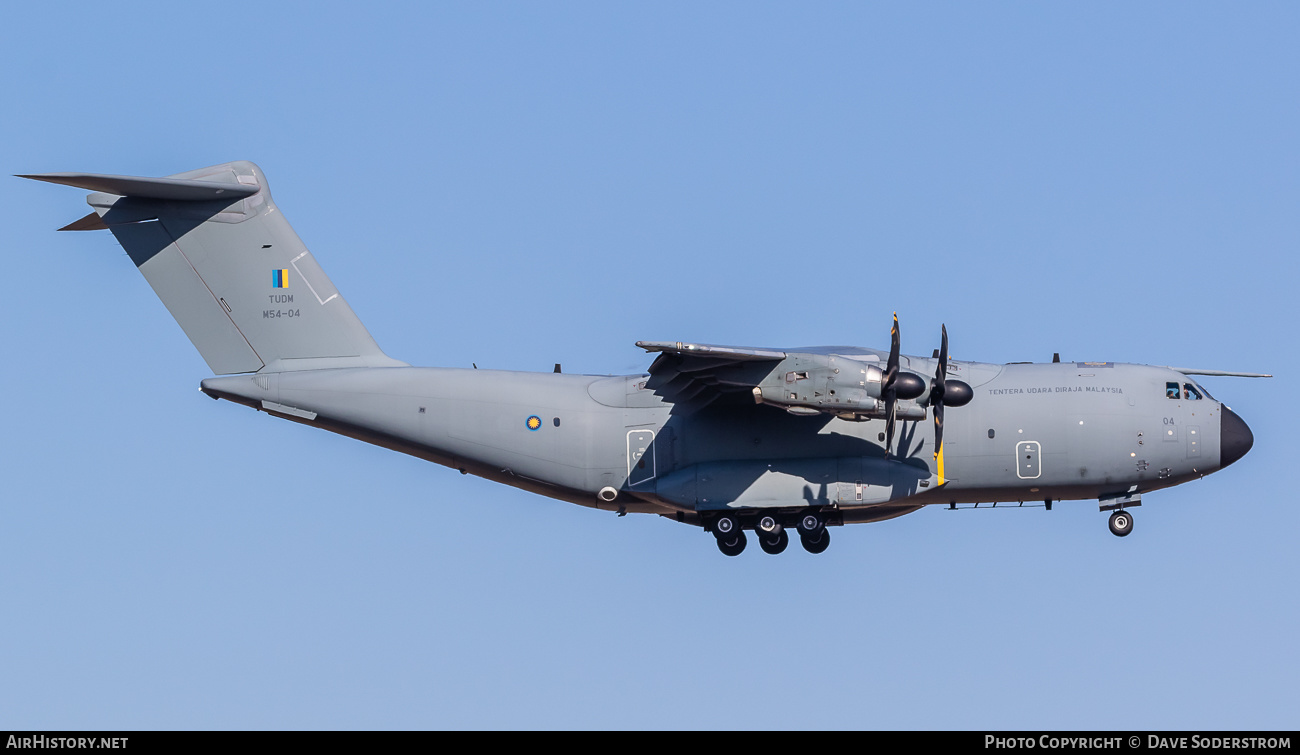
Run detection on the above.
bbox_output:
[627,429,656,486]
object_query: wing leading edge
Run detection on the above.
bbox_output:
[1167,367,1273,378]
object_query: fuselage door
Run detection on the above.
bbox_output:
[627,429,656,486]
[1016,441,1042,479]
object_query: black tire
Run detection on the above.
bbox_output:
[714,514,741,539]
[759,529,789,555]
[717,530,747,556]
[757,514,782,535]
[797,512,824,536]
[800,528,830,554]
[1108,510,1134,538]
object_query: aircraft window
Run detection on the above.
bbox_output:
[1183,384,1203,401]
[1166,382,1180,399]
[553,417,561,427]
[988,429,995,439]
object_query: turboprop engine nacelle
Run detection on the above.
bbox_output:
[750,354,931,420]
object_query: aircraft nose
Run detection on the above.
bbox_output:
[1220,406,1254,468]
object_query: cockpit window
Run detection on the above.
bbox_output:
[1183,383,1203,401]
[1166,382,1180,399]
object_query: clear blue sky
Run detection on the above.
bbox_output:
[2,2,1296,729]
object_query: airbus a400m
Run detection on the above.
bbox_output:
[22,161,1268,556]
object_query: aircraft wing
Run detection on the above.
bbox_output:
[636,341,788,361]
[636,341,788,412]
[1167,367,1272,378]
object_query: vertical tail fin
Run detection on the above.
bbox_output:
[22,161,404,374]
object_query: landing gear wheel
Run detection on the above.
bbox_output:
[759,529,789,555]
[797,512,824,537]
[713,513,747,556]
[757,514,783,536]
[713,514,741,539]
[800,528,830,554]
[1108,510,1134,538]
[717,530,747,557]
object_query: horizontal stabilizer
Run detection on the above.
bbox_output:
[57,211,109,232]
[1169,367,1273,378]
[17,172,260,202]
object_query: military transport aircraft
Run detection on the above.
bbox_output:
[22,161,1269,556]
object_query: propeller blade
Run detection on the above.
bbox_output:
[932,324,948,460]
[938,324,948,379]
[883,313,901,454]
[933,398,945,463]
[930,325,948,406]
[885,401,897,457]
[886,313,900,387]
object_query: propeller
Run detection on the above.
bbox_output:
[927,324,973,476]
[882,314,929,455]
[882,314,901,454]
[930,324,949,464]
[874,315,975,464]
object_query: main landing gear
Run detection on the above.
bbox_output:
[1108,510,1134,538]
[797,513,829,554]
[757,515,788,555]
[710,511,831,556]
[713,513,747,556]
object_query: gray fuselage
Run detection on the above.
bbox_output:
[200,354,1246,529]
